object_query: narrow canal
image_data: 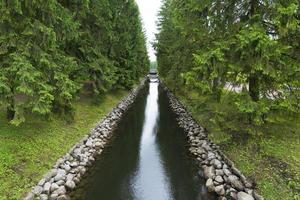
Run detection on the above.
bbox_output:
[71,83,216,200]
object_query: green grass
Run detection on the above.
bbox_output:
[175,89,300,200]
[0,90,128,200]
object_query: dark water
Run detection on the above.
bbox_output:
[71,83,216,200]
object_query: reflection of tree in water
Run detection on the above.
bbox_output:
[156,86,217,200]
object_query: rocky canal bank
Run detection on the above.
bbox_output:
[161,83,264,200]
[24,79,146,200]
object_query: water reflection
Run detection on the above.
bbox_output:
[132,83,172,200]
[70,83,216,200]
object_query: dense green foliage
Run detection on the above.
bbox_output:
[0,0,149,125]
[156,0,299,126]
[156,1,300,198]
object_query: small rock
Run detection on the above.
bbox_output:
[223,164,229,169]
[223,169,232,176]
[228,175,238,182]
[80,167,86,175]
[73,177,80,184]
[70,162,78,167]
[216,169,224,176]
[65,180,76,190]
[57,195,70,200]
[56,180,65,186]
[231,179,244,191]
[50,183,59,192]
[245,188,253,195]
[212,159,223,169]
[253,191,264,200]
[54,186,66,195]
[94,142,102,147]
[54,173,65,182]
[215,175,224,183]
[38,178,46,186]
[66,173,75,181]
[206,178,215,192]
[43,182,51,194]
[237,192,254,200]
[227,191,238,200]
[245,181,253,188]
[207,152,216,160]
[197,148,206,155]
[85,140,93,147]
[45,169,57,181]
[62,164,71,171]
[57,168,66,175]
[203,166,215,179]
[33,186,43,195]
[24,192,34,200]
[50,193,58,200]
[215,185,225,196]
[73,148,82,156]
[39,194,48,200]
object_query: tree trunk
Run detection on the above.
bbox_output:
[249,74,259,101]
[6,103,15,121]
[212,78,221,102]
[248,0,259,102]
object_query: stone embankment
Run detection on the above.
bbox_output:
[24,79,146,200]
[161,83,264,200]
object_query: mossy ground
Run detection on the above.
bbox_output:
[176,90,300,200]
[0,90,128,200]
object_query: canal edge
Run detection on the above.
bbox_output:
[160,81,264,200]
[24,78,147,200]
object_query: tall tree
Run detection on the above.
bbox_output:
[156,0,300,124]
[0,0,79,125]
[0,0,149,125]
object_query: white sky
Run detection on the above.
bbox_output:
[136,0,162,61]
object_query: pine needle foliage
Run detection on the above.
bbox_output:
[0,0,149,125]
[156,0,299,126]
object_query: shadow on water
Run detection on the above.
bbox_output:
[70,83,217,200]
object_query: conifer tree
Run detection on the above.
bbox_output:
[0,0,149,125]
[0,0,79,125]
[156,0,300,124]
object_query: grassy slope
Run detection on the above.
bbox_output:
[0,90,128,200]
[175,90,300,200]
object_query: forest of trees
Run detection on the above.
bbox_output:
[156,0,299,126]
[0,0,149,125]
